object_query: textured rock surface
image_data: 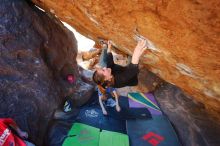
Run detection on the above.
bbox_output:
[155,83,220,146]
[0,1,93,145]
[32,0,220,119]
[1,0,219,146]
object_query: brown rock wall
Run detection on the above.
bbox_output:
[0,1,93,145]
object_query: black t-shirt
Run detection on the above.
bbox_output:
[107,53,139,88]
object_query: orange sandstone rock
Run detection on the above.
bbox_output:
[33,0,220,119]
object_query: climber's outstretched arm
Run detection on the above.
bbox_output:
[131,39,147,64]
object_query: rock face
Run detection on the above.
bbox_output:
[0,1,93,145]
[155,83,220,146]
[32,0,220,119]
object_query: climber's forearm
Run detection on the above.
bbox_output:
[131,39,147,64]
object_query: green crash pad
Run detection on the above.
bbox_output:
[99,130,129,146]
[62,123,100,146]
[128,92,160,111]
[63,123,129,146]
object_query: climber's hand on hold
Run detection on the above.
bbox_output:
[131,39,147,64]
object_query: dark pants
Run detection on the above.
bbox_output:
[99,47,108,68]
